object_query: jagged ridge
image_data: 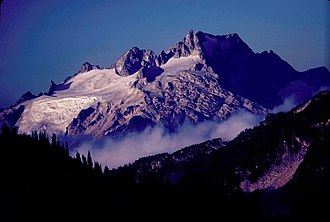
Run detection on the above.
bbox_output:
[0,30,329,137]
[122,91,330,192]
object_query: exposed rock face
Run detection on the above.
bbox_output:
[110,30,330,109]
[47,80,57,95]
[15,91,36,105]
[190,32,330,108]
[240,137,310,192]
[236,91,330,192]
[65,63,267,137]
[155,30,203,66]
[137,66,164,82]
[0,105,24,130]
[80,62,100,73]
[122,91,330,194]
[0,30,329,137]
[66,105,97,134]
[279,66,330,103]
[168,30,203,58]
[114,47,157,76]
[156,50,174,66]
[80,62,93,73]
[121,30,330,109]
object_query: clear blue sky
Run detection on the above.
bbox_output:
[0,0,329,108]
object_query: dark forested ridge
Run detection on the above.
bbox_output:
[0,127,122,221]
[1,91,330,221]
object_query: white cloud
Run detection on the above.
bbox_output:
[272,96,296,113]
[74,110,264,169]
[210,111,263,141]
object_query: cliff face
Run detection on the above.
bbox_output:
[1,30,329,138]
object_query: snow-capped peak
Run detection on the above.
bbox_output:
[1,30,328,138]
[2,50,268,137]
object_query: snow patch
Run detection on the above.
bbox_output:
[16,96,98,135]
[15,68,146,135]
[56,68,138,98]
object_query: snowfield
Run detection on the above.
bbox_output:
[4,31,270,137]
[16,68,144,135]
[17,96,98,135]
[12,52,267,136]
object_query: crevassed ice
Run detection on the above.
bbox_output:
[16,96,98,135]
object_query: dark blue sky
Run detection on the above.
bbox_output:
[0,0,329,108]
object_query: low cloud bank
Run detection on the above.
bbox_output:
[272,86,330,114]
[272,96,296,113]
[67,88,330,169]
[75,111,264,169]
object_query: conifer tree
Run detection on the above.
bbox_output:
[81,154,87,166]
[1,124,10,135]
[51,134,56,148]
[75,151,82,163]
[11,126,17,135]
[56,139,61,150]
[94,161,102,175]
[87,151,93,168]
[65,142,69,156]
[104,166,110,175]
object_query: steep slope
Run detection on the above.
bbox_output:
[104,90,330,220]
[1,91,329,221]
[123,91,330,193]
[180,31,330,108]
[1,30,329,137]
[235,91,330,191]
[67,54,267,137]
[0,127,125,221]
[1,46,268,137]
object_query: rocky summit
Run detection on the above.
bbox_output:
[0,30,329,137]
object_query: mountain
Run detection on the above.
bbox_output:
[122,91,330,189]
[180,31,330,108]
[0,30,329,137]
[1,91,329,221]
[118,90,330,219]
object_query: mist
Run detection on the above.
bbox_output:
[272,96,296,113]
[65,88,330,169]
[75,110,264,169]
[272,86,330,114]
